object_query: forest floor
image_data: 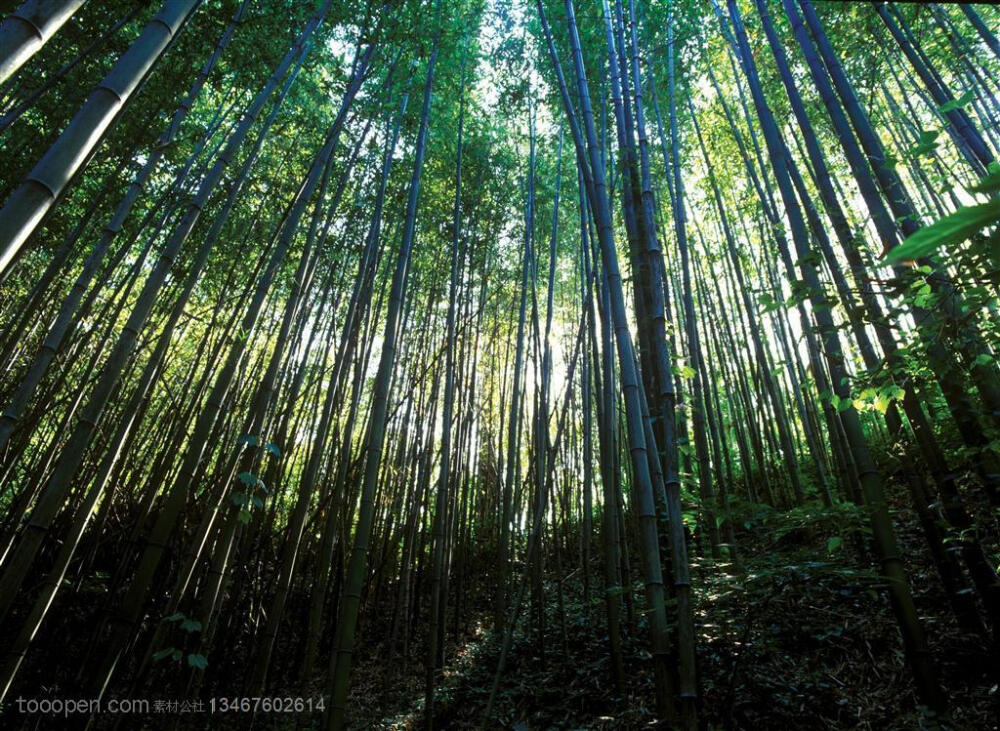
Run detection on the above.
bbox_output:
[16,486,993,730]
[339,494,999,730]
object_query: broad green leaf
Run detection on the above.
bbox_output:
[759,292,781,313]
[916,129,940,145]
[180,618,202,633]
[827,536,843,553]
[873,386,903,415]
[187,653,208,670]
[796,249,822,268]
[906,129,939,158]
[937,89,975,114]
[885,199,1000,263]
[970,164,1000,195]
[153,647,176,661]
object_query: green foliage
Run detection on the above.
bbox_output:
[970,163,1000,195]
[237,471,266,492]
[676,363,697,380]
[237,434,259,448]
[748,500,869,545]
[886,198,1000,263]
[795,248,823,269]
[906,128,939,158]
[937,89,975,114]
[758,291,782,313]
[1,0,998,725]
[153,647,183,663]
[873,385,905,415]
[180,618,203,633]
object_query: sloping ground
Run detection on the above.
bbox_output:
[343,497,997,729]
[125,487,997,730]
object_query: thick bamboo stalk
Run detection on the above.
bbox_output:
[0,0,201,275]
[0,0,87,84]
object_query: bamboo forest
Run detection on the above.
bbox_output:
[1,0,1000,728]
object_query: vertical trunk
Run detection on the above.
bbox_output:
[425,48,465,729]
[497,115,532,632]
[585,175,626,692]
[325,30,438,729]
[724,0,946,710]
[537,0,694,723]
[666,10,721,559]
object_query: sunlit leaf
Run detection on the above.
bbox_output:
[885,199,1000,263]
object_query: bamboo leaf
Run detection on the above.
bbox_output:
[970,163,1000,195]
[153,647,176,661]
[937,89,975,114]
[906,129,939,158]
[885,199,1000,263]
